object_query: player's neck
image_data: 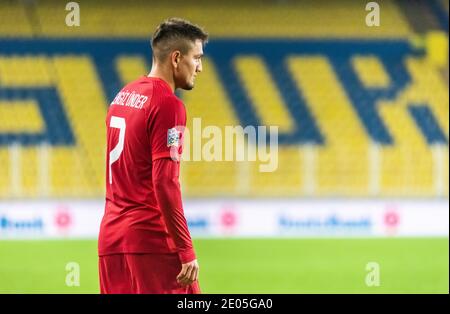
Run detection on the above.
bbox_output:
[148,66,175,93]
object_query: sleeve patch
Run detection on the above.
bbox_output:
[167,127,180,147]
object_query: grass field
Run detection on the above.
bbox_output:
[0,238,448,293]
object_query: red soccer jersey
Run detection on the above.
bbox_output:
[98,76,195,263]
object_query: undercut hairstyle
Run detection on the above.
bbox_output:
[151,17,208,62]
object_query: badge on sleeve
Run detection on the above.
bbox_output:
[167,127,180,147]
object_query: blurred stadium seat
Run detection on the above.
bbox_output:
[0,0,448,198]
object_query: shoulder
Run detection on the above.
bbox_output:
[124,76,152,91]
[153,91,185,113]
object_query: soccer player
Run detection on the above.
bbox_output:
[98,18,208,294]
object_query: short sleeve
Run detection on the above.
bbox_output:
[148,96,186,162]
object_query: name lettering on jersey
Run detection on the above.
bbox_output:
[111,90,148,109]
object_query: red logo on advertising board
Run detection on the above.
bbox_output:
[55,207,72,230]
[384,207,400,236]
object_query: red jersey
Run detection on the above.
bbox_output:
[98,76,195,263]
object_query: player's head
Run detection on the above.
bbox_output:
[151,18,208,90]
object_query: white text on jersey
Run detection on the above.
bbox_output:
[111,90,148,110]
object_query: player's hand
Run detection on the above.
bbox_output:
[177,259,199,286]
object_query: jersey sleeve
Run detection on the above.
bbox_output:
[148,96,186,162]
[152,158,196,264]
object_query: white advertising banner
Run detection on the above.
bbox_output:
[0,199,448,239]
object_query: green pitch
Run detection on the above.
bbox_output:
[0,238,448,293]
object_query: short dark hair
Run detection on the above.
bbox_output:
[151,17,208,62]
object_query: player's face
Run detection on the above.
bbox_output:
[175,39,203,90]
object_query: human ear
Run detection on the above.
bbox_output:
[171,51,181,69]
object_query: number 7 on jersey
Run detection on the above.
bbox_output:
[109,116,126,184]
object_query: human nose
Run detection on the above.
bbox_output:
[196,59,202,73]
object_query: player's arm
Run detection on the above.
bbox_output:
[148,95,198,286]
[152,158,199,286]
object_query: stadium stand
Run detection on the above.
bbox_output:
[0,0,448,198]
